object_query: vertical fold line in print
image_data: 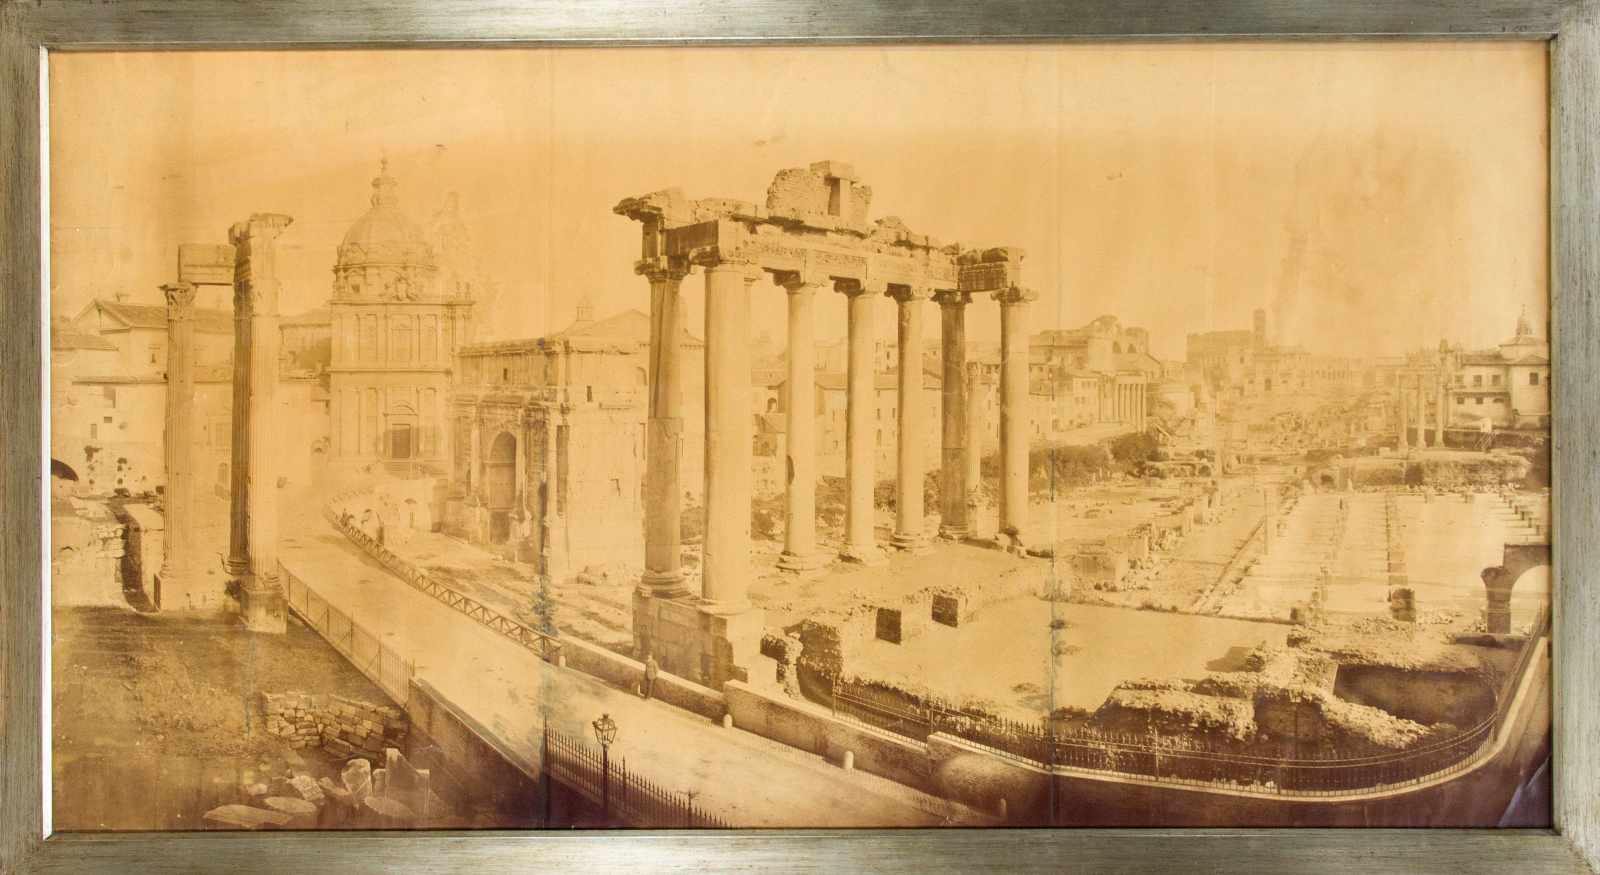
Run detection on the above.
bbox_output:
[41,41,1551,833]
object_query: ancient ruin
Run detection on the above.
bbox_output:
[47,44,1554,833]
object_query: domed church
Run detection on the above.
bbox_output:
[328,160,478,469]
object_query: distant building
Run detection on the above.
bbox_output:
[327,162,477,470]
[1028,315,1155,433]
[1186,308,1361,401]
[52,301,317,498]
[446,305,706,574]
[1448,310,1550,429]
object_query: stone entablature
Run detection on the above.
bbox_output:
[617,160,1036,692]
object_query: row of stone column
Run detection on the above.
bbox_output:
[1395,372,1449,450]
[638,258,1037,612]
[161,213,292,630]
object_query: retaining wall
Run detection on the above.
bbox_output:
[723,680,935,794]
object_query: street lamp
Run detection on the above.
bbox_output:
[592,712,618,821]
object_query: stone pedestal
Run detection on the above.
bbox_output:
[632,591,765,690]
[240,579,287,635]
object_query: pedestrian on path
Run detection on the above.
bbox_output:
[642,651,659,699]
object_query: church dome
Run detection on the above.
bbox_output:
[336,160,435,270]
[333,160,438,302]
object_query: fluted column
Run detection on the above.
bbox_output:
[226,280,252,578]
[642,258,693,595]
[889,286,927,550]
[935,290,972,539]
[701,259,758,604]
[1397,380,1410,451]
[777,273,824,572]
[232,214,293,593]
[840,280,883,563]
[160,281,198,603]
[996,286,1037,542]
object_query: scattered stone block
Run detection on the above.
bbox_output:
[263,796,319,820]
[201,804,292,830]
[318,777,354,807]
[362,795,415,825]
[290,773,324,804]
[342,758,373,802]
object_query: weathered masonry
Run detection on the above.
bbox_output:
[616,161,1034,688]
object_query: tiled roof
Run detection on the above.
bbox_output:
[89,299,233,334]
[549,308,703,347]
[51,325,116,351]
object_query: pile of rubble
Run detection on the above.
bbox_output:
[202,746,443,830]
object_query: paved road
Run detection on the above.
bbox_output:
[277,522,980,828]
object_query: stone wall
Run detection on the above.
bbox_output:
[51,498,126,607]
[259,691,408,761]
[723,680,936,795]
[114,502,173,608]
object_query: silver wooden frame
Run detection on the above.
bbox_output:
[2,2,1595,872]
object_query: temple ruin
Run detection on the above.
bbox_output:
[616,161,1036,687]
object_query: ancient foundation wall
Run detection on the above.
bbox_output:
[929,641,1549,826]
[557,635,726,721]
[723,680,935,794]
[404,677,543,815]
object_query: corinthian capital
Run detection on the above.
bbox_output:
[993,285,1039,306]
[162,281,197,315]
[772,270,830,294]
[885,283,930,304]
[932,289,973,308]
[635,256,691,284]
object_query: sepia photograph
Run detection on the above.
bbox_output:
[45,42,1553,831]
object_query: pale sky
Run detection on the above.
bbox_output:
[49,44,1548,360]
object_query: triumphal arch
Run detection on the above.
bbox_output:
[616,161,1035,689]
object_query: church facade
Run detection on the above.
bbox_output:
[328,162,477,471]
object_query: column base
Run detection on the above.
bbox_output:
[239,576,286,635]
[639,570,695,600]
[890,532,931,553]
[938,524,970,541]
[776,550,827,574]
[154,564,226,613]
[840,545,887,566]
[632,590,764,690]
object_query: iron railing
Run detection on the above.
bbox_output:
[541,722,730,829]
[281,566,416,708]
[323,489,562,665]
[829,604,1548,796]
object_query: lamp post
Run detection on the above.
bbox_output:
[592,712,617,822]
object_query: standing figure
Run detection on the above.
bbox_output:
[640,652,659,700]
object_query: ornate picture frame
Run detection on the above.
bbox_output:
[2,1,1595,871]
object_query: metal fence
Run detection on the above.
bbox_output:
[322,490,562,665]
[541,722,730,829]
[281,566,416,708]
[829,604,1549,796]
